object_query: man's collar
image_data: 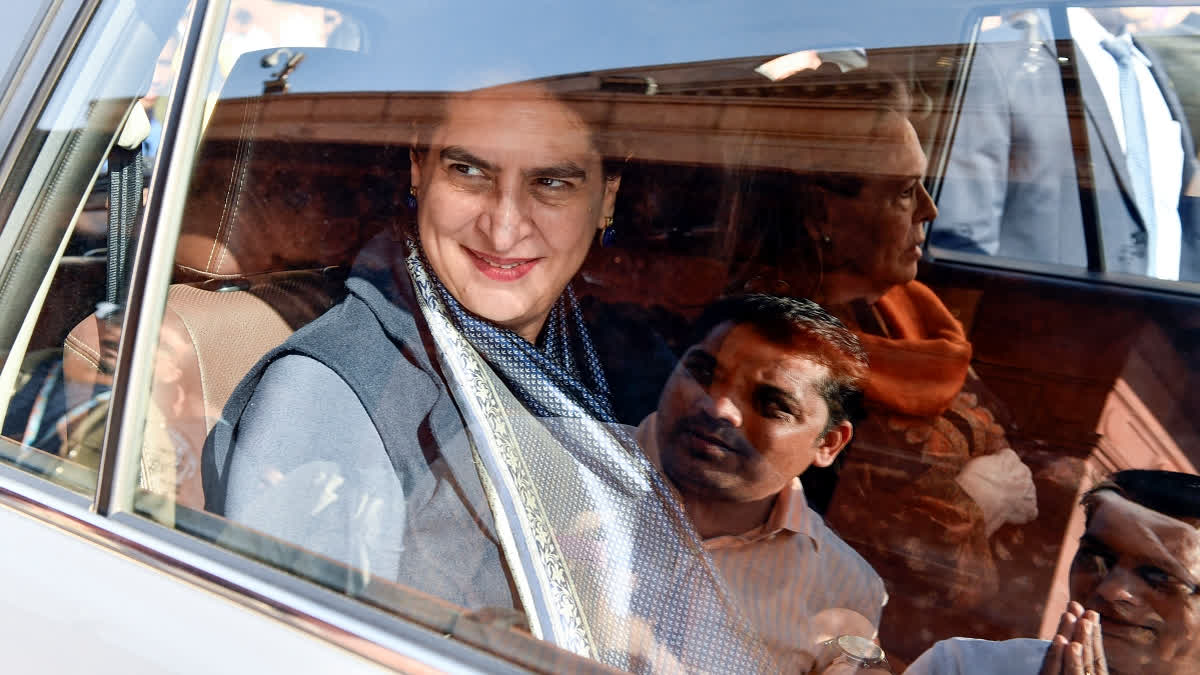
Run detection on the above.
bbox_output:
[1068,7,1152,67]
[762,477,820,547]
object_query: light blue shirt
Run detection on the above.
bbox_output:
[906,637,1051,675]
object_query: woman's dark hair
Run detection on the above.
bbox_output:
[719,68,913,296]
[409,84,626,180]
[1083,469,1200,525]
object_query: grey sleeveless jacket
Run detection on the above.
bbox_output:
[202,269,515,610]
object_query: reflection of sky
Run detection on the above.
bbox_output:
[281,0,979,92]
[0,1,51,89]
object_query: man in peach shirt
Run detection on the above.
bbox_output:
[637,294,887,673]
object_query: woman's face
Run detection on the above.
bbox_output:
[410,86,620,342]
[818,113,938,303]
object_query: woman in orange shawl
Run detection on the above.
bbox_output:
[722,70,1037,664]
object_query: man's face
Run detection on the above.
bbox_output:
[1069,491,1200,675]
[653,322,850,503]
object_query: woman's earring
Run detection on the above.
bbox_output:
[406,186,418,210]
[821,232,833,247]
[600,216,617,247]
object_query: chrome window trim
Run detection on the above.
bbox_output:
[0,0,58,106]
[0,0,94,223]
[0,461,526,675]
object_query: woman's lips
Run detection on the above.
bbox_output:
[898,243,924,265]
[465,246,539,282]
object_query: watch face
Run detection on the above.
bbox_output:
[837,635,885,662]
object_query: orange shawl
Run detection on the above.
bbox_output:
[855,281,972,417]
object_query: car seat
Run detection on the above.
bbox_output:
[62,48,399,512]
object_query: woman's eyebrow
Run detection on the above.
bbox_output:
[873,173,920,184]
[440,146,495,172]
[524,161,587,181]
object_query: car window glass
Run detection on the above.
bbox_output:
[122,1,1200,673]
[932,6,1200,288]
[0,0,192,495]
[0,1,54,92]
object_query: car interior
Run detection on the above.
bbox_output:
[3,0,1200,670]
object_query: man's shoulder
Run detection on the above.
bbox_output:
[908,637,1050,675]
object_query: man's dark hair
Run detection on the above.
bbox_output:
[1083,469,1200,525]
[690,293,868,432]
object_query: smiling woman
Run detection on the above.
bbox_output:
[8,0,1200,672]
[200,80,773,672]
[409,84,621,342]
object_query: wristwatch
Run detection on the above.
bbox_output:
[819,635,891,673]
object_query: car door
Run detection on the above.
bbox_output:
[0,1,564,672]
[3,1,1200,673]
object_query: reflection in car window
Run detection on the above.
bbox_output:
[932,6,1200,284]
[0,0,191,495]
[116,1,1200,673]
[215,1,351,87]
[0,0,52,91]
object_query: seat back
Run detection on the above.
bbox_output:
[63,48,400,511]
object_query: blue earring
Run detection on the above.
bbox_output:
[406,186,418,210]
[600,216,617,247]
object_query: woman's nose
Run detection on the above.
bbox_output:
[915,182,939,225]
[480,181,528,251]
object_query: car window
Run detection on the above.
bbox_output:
[932,5,1200,288]
[0,1,54,92]
[0,0,192,495]
[112,1,1200,673]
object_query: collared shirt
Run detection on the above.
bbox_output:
[637,413,887,673]
[1069,7,1184,280]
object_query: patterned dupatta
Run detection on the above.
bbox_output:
[404,240,773,673]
